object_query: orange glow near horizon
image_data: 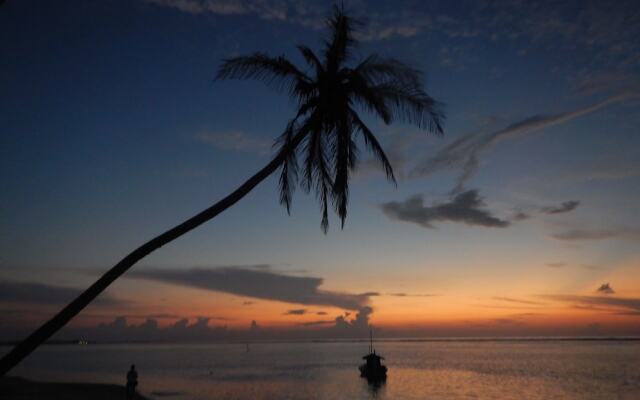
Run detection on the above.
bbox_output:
[4,259,638,337]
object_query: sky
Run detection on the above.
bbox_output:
[1,0,640,341]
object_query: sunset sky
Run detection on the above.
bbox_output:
[1,0,639,340]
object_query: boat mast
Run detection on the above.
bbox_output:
[369,328,373,353]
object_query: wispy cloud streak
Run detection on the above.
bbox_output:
[492,297,546,306]
[410,93,636,192]
[196,131,272,154]
[540,294,640,315]
[541,201,580,215]
[550,228,640,242]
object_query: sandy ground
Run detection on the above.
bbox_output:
[0,376,152,399]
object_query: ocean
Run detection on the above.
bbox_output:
[3,339,640,399]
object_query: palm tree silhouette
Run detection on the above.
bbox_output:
[0,6,443,375]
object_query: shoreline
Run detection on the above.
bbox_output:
[1,336,639,347]
[0,376,152,400]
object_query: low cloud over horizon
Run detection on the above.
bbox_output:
[63,306,377,342]
[0,280,125,307]
[129,266,374,311]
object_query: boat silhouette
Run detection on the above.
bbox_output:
[359,329,387,381]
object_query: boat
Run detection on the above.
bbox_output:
[359,329,387,381]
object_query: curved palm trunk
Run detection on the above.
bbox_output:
[0,138,300,377]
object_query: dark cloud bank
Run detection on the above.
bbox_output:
[0,280,123,306]
[130,266,371,311]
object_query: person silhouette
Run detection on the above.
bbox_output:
[126,364,138,399]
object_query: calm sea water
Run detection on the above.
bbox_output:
[3,340,640,399]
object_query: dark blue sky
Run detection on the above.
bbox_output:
[1,0,639,336]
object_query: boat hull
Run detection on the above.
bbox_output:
[359,364,387,381]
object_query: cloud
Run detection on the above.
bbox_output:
[145,1,434,41]
[387,292,439,297]
[550,228,640,242]
[89,316,229,342]
[316,311,328,315]
[357,13,433,41]
[145,0,287,19]
[478,1,640,95]
[123,313,182,319]
[511,211,531,221]
[567,164,640,182]
[242,301,255,306]
[546,262,566,269]
[506,200,579,224]
[491,297,546,306]
[540,294,640,316]
[130,267,372,311]
[410,93,636,192]
[541,200,580,215]
[283,309,306,315]
[0,280,123,306]
[596,283,615,295]
[355,131,419,181]
[146,0,640,70]
[196,131,272,154]
[146,0,328,30]
[381,189,510,229]
[493,318,522,325]
[333,307,372,333]
[293,307,374,333]
[297,320,334,327]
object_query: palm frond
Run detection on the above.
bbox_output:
[301,130,322,191]
[216,53,312,99]
[218,7,444,234]
[297,45,324,76]
[330,119,357,228]
[323,5,359,71]
[350,110,397,185]
[352,55,422,87]
[319,178,330,234]
[373,82,445,134]
[275,105,320,213]
[348,73,392,123]
[278,120,299,213]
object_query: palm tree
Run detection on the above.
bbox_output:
[0,6,443,376]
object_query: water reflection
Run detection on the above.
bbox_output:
[365,378,386,398]
[4,340,639,400]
